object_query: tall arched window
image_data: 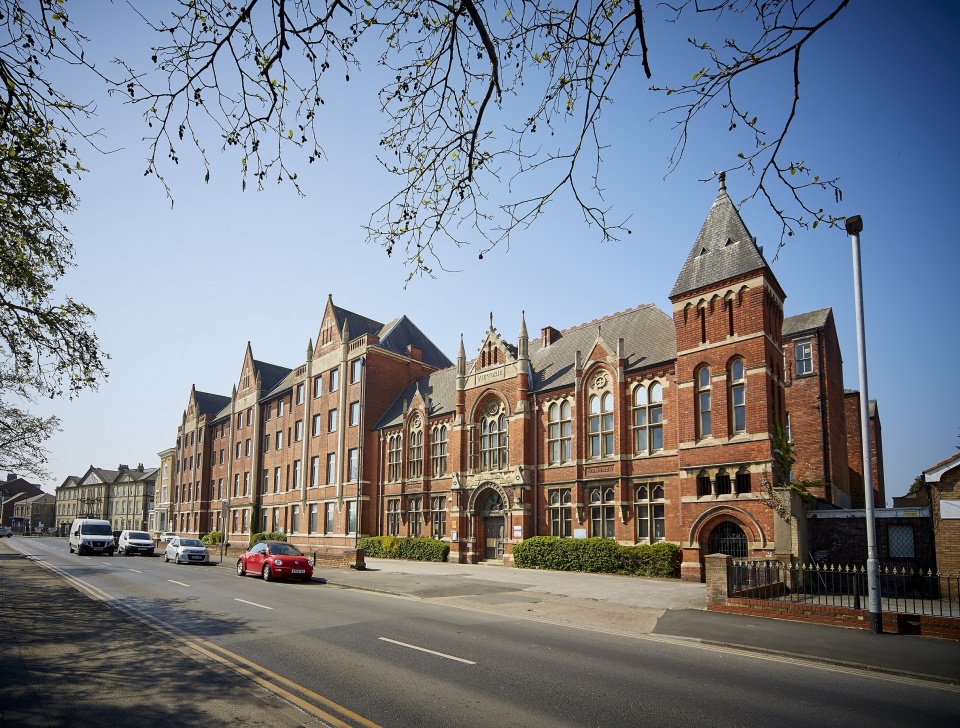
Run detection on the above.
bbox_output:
[547,400,572,464]
[431,425,448,477]
[697,367,712,438]
[480,403,508,471]
[408,426,423,479]
[589,486,616,538]
[633,382,663,454]
[730,359,746,434]
[387,434,402,481]
[588,392,614,459]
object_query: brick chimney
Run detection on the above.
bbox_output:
[541,326,561,346]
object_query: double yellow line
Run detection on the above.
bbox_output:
[29,554,381,728]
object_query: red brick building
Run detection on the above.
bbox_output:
[169,176,883,580]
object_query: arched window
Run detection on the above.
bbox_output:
[696,367,712,438]
[548,400,572,464]
[588,391,614,459]
[387,434,402,481]
[730,359,746,434]
[715,468,732,495]
[408,427,423,479]
[549,489,572,537]
[633,382,663,454]
[635,483,666,543]
[480,404,508,471]
[589,486,616,538]
[431,425,448,477]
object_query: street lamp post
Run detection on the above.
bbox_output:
[846,214,882,634]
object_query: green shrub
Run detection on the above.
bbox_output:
[201,531,223,546]
[514,537,680,578]
[251,531,287,545]
[357,536,449,562]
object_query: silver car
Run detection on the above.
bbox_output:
[164,537,209,565]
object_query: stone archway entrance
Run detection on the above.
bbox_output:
[706,521,748,559]
[478,490,506,561]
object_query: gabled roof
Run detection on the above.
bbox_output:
[671,174,775,299]
[253,360,292,393]
[195,390,232,417]
[783,308,832,337]
[373,367,457,429]
[375,304,677,429]
[332,303,385,341]
[923,451,960,482]
[378,315,453,370]
[531,305,677,392]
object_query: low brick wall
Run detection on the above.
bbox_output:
[705,554,960,640]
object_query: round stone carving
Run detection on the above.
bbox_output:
[594,373,607,389]
[485,400,500,416]
[411,414,422,428]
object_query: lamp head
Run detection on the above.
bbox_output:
[845,215,863,235]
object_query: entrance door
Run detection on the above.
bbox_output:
[706,521,748,559]
[484,517,504,561]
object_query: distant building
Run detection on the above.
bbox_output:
[166,175,884,580]
[54,464,157,533]
[12,493,56,533]
[0,473,44,527]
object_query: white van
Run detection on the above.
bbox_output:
[69,518,115,555]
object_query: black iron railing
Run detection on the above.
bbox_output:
[731,560,960,618]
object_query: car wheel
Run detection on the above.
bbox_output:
[262,565,273,582]
[164,554,169,562]
[236,560,245,577]
[175,554,181,564]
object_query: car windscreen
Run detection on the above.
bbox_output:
[269,544,301,556]
[180,539,204,547]
[129,532,151,540]
[80,524,112,535]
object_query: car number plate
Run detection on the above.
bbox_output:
[292,569,305,574]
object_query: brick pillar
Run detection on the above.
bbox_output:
[705,553,733,606]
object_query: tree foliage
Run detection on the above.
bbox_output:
[120,0,851,280]
[0,0,109,477]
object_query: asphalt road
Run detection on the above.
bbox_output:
[12,537,960,727]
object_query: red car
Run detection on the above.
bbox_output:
[237,540,314,582]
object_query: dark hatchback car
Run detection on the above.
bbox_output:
[237,541,313,582]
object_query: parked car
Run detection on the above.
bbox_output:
[164,537,209,565]
[157,531,177,543]
[237,541,313,582]
[0,526,12,538]
[117,530,155,556]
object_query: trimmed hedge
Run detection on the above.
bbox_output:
[358,536,450,562]
[200,531,223,545]
[513,537,680,578]
[251,531,287,545]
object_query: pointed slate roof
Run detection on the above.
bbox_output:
[378,315,453,370]
[373,367,458,429]
[670,173,773,299]
[253,360,292,392]
[331,303,385,342]
[195,390,232,416]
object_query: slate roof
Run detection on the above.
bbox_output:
[378,315,453,370]
[254,360,292,393]
[195,391,232,417]
[670,175,775,299]
[331,304,385,341]
[375,304,677,429]
[783,308,832,337]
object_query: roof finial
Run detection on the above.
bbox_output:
[718,171,727,192]
[489,311,494,330]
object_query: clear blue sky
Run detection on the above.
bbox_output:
[23,1,960,500]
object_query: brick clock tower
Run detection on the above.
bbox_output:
[670,173,788,580]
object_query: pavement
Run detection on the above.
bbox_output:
[3,540,960,727]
